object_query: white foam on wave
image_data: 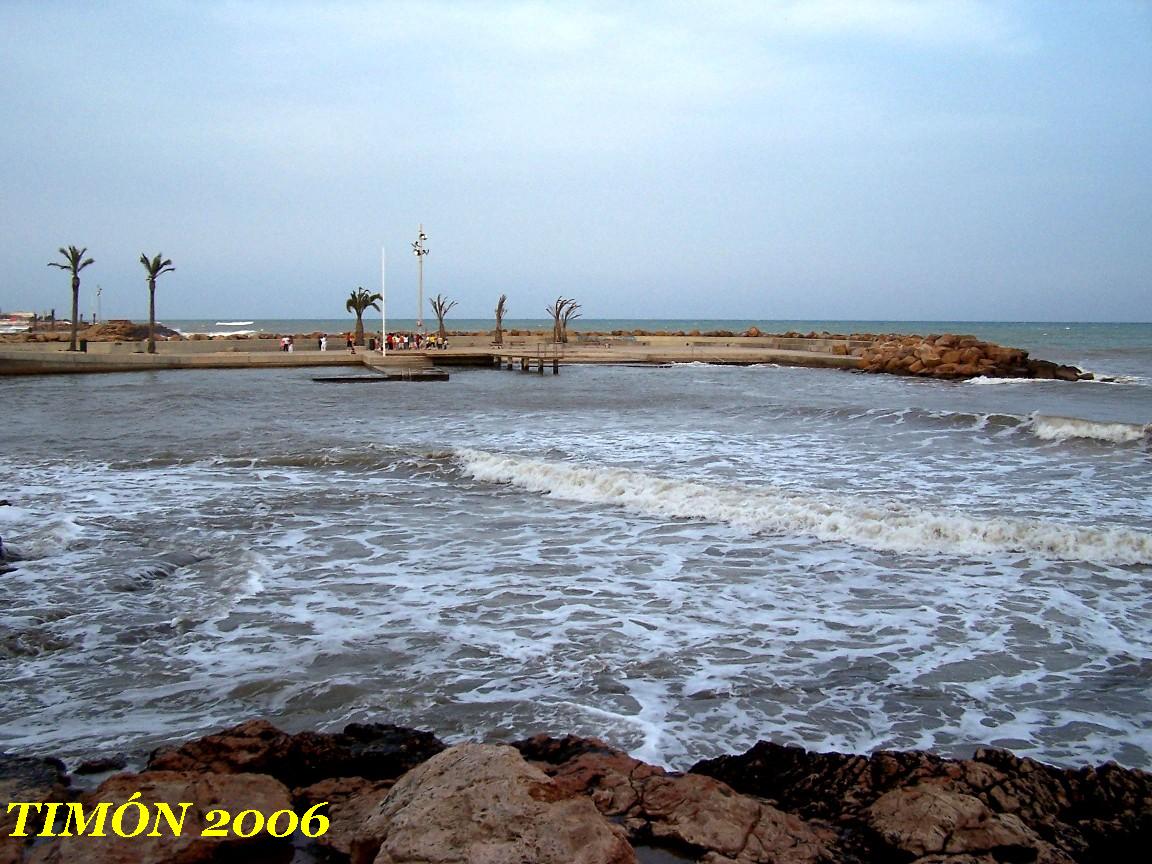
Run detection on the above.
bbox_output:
[965,376,1050,386]
[1030,414,1150,445]
[215,321,255,326]
[455,449,1152,564]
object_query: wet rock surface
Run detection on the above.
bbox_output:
[3,723,1149,863]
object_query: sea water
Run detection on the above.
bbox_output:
[1,322,1150,770]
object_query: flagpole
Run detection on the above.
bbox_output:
[387,244,391,354]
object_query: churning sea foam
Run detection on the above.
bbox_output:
[455,449,1152,564]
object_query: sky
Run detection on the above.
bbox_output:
[1,0,1150,323]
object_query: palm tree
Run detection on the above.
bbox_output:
[430,294,458,342]
[346,286,381,346]
[47,246,94,351]
[493,293,507,346]
[140,254,175,354]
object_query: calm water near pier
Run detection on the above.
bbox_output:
[2,321,1150,770]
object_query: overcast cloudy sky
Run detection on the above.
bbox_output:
[2,0,1149,322]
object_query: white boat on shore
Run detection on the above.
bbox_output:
[0,314,33,334]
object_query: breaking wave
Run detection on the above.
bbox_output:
[1029,415,1150,445]
[455,450,1152,564]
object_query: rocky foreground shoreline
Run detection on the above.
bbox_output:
[2,720,1148,863]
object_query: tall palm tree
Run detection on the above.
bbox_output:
[430,294,458,342]
[346,287,381,346]
[47,246,94,351]
[493,293,507,346]
[140,253,175,354]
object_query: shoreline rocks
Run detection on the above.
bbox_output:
[3,720,1148,863]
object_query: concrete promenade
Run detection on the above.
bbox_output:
[0,336,859,376]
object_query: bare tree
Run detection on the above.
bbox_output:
[493,293,507,346]
[430,293,458,342]
[560,298,582,343]
[546,296,581,343]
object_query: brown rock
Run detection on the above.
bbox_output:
[27,771,292,864]
[516,735,664,818]
[639,773,831,864]
[147,719,444,787]
[866,785,1067,862]
[942,349,963,364]
[295,776,395,857]
[351,743,635,864]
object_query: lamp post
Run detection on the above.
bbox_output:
[387,246,391,359]
[412,225,428,333]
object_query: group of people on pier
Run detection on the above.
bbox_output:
[381,332,449,351]
[279,333,452,354]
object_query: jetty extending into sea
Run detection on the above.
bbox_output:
[0,333,860,377]
[0,329,1087,380]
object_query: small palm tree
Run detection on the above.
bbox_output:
[346,286,381,346]
[430,294,458,343]
[493,293,507,346]
[47,246,94,351]
[140,254,175,354]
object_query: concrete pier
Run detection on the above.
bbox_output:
[0,337,858,377]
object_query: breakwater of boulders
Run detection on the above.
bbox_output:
[846,332,1090,381]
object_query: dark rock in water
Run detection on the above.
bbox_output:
[0,538,21,562]
[147,718,446,787]
[140,550,209,579]
[73,753,129,775]
[0,629,75,658]
[108,550,211,591]
[1,751,71,861]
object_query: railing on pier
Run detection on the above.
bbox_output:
[491,342,564,375]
